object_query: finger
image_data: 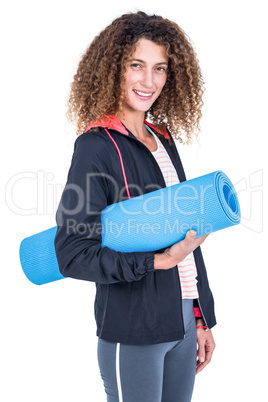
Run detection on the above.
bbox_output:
[185,231,208,247]
[186,230,197,239]
[196,344,214,374]
[196,346,205,371]
[196,340,206,367]
[196,360,207,374]
[196,351,213,374]
[204,348,213,364]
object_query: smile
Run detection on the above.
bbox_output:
[133,89,154,98]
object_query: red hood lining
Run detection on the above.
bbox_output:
[86,115,169,139]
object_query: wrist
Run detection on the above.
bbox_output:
[196,325,209,331]
[154,249,176,270]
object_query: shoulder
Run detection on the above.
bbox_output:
[70,128,114,172]
[74,127,109,150]
[73,128,117,159]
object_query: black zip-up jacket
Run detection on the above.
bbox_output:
[54,116,216,345]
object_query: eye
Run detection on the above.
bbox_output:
[131,63,142,69]
[156,66,167,73]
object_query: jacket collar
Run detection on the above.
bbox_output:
[86,115,170,139]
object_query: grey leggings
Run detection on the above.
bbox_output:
[97,299,197,402]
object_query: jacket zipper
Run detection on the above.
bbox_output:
[178,280,186,338]
[197,298,209,328]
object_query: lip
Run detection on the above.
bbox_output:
[133,89,154,100]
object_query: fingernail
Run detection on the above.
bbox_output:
[200,357,205,363]
[189,230,196,237]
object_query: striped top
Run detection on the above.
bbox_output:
[148,128,199,299]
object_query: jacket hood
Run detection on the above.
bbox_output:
[86,115,170,139]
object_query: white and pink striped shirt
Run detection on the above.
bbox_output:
[149,129,199,300]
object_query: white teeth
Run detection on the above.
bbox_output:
[134,90,153,97]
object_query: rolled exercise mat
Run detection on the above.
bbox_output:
[19,170,241,285]
[20,226,60,285]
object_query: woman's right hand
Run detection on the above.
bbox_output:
[154,230,208,270]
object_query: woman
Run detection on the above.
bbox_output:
[55,11,216,402]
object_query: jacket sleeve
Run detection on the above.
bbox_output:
[54,132,155,284]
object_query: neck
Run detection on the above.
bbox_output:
[118,110,149,139]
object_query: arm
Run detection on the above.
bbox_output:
[54,133,155,284]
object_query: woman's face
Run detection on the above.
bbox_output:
[122,38,168,115]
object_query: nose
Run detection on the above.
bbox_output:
[140,68,153,88]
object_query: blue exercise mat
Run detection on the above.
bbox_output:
[19,170,241,285]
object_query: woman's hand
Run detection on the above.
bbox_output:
[196,320,216,374]
[154,230,208,270]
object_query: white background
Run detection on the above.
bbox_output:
[1,0,267,401]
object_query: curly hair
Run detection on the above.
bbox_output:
[67,11,205,143]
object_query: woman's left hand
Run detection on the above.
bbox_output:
[196,321,216,374]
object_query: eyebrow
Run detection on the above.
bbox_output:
[130,58,168,66]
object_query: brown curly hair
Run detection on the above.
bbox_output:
[67,11,205,143]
